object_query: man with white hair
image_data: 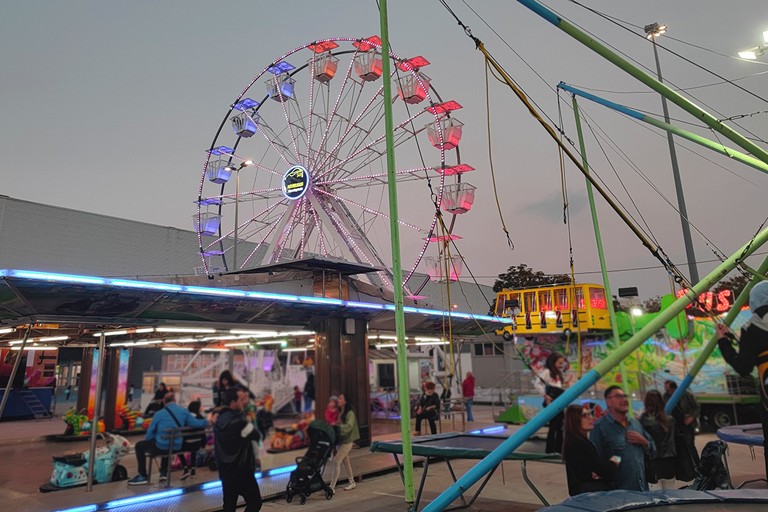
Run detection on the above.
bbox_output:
[717,280,768,479]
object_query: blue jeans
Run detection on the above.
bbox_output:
[465,398,474,421]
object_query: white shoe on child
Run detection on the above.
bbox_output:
[344,482,356,491]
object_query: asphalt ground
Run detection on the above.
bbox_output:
[0,406,766,511]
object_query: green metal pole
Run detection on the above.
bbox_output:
[517,0,768,166]
[571,95,632,410]
[666,253,768,412]
[378,2,415,506]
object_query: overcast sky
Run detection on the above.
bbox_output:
[1,1,767,301]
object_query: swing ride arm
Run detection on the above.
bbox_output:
[558,83,768,176]
[517,0,768,166]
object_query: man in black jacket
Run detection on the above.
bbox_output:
[215,386,262,512]
[716,280,768,479]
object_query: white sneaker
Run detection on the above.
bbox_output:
[344,482,356,491]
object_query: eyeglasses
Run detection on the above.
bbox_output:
[581,411,594,418]
[607,393,627,400]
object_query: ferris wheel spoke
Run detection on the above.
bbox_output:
[313,188,427,234]
[307,51,356,170]
[255,120,297,168]
[330,130,420,183]
[315,166,433,190]
[308,202,330,257]
[269,200,305,263]
[206,198,288,252]
[268,75,303,163]
[316,107,428,183]
[308,194,387,275]
[312,82,385,173]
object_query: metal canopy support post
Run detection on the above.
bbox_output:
[666,253,768,413]
[379,0,415,506]
[86,332,106,492]
[424,227,768,512]
[0,324,32,420]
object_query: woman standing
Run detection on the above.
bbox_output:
[563,404,619,495]
[640,390,677,489]
[330,393,360,493]
[536,352,568,453]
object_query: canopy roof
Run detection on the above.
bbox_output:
[0,269,510,347]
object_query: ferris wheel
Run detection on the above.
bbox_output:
[195,36,477,293]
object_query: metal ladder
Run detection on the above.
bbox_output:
[18,389,52,419]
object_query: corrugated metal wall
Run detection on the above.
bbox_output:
[0,195,203,277]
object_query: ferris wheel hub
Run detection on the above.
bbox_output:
[282,165,310,201]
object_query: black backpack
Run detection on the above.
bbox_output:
[686,440,731,490]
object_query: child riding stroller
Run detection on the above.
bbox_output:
[285,420,336,505]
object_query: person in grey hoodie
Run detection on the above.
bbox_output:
[717,280,768,479]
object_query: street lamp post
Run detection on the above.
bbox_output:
[231,160,254,271]
[644,22,700,284]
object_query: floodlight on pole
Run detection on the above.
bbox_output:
[230,159,254,270]
[644,21,700,285]
[737,28,768,60]
[644,22,666,39]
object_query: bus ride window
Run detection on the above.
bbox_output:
[589,287,607,309]
[554,288,569,310]
[524,291,537,313]
[538,290,553,311]
[574,287,585,310]
[495,294,506,316]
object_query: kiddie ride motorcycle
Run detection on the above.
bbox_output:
[39,432,131,492]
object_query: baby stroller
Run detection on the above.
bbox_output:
[285,420,336,505]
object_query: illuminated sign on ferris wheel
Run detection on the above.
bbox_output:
[282,165,310,200]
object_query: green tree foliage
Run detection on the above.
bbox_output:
[492,264,571,292]
[489,264,570,315]
[641,296,662,313]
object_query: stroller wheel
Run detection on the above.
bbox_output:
[286,492,293,503]
[325,487,334,500]
[299,495,307,505]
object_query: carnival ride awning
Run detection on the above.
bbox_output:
[0,269,510,347]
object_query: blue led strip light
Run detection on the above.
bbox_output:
[2,269,512,325]
[54,463,301,512]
